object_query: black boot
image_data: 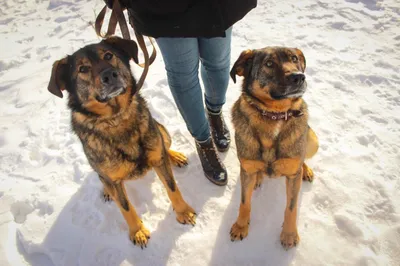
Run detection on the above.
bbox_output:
[207,108,231,152]
[195,137,228,186]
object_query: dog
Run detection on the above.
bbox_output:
[229,47,319,249]
[47,37,196,249]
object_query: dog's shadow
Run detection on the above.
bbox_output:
[16,148,310,266]
[207,175,307,266]
[17,151,226,266]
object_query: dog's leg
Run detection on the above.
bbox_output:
[168,149,189,168]
[101,176,150,248]
[230,168,257,241]
[114,181,150,248]
[156,121,189,168]
[153,149,196,225]
[280,167,303,250]
[99,175,112,202]
[303,127,318,182]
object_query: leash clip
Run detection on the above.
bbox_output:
[284,112,288,121]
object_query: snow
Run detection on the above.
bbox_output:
[0,0,399,265]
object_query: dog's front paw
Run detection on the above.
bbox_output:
[175,205,196,226]
[230,222,249,241]
[130,225,150,249]
[280,229,299,250]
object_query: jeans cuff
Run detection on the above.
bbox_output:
[206,107,222,115]
[195,136,212,144]
[205,99,224,113]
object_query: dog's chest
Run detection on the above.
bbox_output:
[270,120,283,139]
[75,119,151,179]
[258,120,284,162]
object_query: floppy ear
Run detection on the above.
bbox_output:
[295,48,306,72]
[103,37,139,64]
[48,57,68,98]
[230,49,254,84]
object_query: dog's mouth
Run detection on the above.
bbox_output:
[271,82,307,100]
[271,90,305,100]
[96,86,127,103]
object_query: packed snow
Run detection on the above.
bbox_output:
[0,0,399,265]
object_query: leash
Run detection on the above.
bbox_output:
[95,0,157,91]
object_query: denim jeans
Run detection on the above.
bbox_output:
[156,27,232,142]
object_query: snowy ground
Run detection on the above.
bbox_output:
[1,0,399,265]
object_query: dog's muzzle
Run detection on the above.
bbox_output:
[97,68,127,102]
[286,72,305,86]
[271,74,307,100]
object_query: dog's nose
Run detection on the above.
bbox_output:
[286,73,305,86]
[100,68,119,85]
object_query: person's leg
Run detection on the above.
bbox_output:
[198,27,232,152]
[155,37,210,142]
[156,37,228,186]
[199,27,232,112]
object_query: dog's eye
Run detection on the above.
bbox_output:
[266,60,274,67]
[291,55,298,62]
[104,52,113,61]
[79,65,90,73]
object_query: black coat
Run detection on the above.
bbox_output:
[105,0,257,38]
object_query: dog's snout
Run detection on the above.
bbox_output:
[286,73,305,86]
[100,68,119,85]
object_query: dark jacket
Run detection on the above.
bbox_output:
[105,0,257,38]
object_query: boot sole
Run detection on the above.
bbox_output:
[216,146,230,153]
[205,174,228,186]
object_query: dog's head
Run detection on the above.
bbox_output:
[47,37,139,114]
[230,47,307,102]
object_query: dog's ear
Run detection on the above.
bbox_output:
[295,48,306,72]
[230,49,254,84]
[48,57,69,98]
[103,37,139,64]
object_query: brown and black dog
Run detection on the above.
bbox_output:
[47,37,196,249]
[229,47,319,249]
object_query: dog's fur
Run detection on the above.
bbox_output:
[229,47,319,249]
[47,37,196,249]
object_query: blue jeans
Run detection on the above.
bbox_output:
[156,27,232,142]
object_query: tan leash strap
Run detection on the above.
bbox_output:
[136,36,157,68]
[95,0,157,91]
[112,0,130,40]
[95,5,117,38]
[134,33,149,90]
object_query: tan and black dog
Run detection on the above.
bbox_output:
[229,47,318,249]
[47,37,196,249]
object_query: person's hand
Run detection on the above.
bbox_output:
[103,0,127,10]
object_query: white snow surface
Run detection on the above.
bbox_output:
[1,0,400,265]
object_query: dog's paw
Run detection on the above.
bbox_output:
[102,190,112,202]
[130,225,150,249]
[280,230,300,250]
[175,205,196,226]
[302,164,314,182]
[168,150,189,168]
[230,221,250,241]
